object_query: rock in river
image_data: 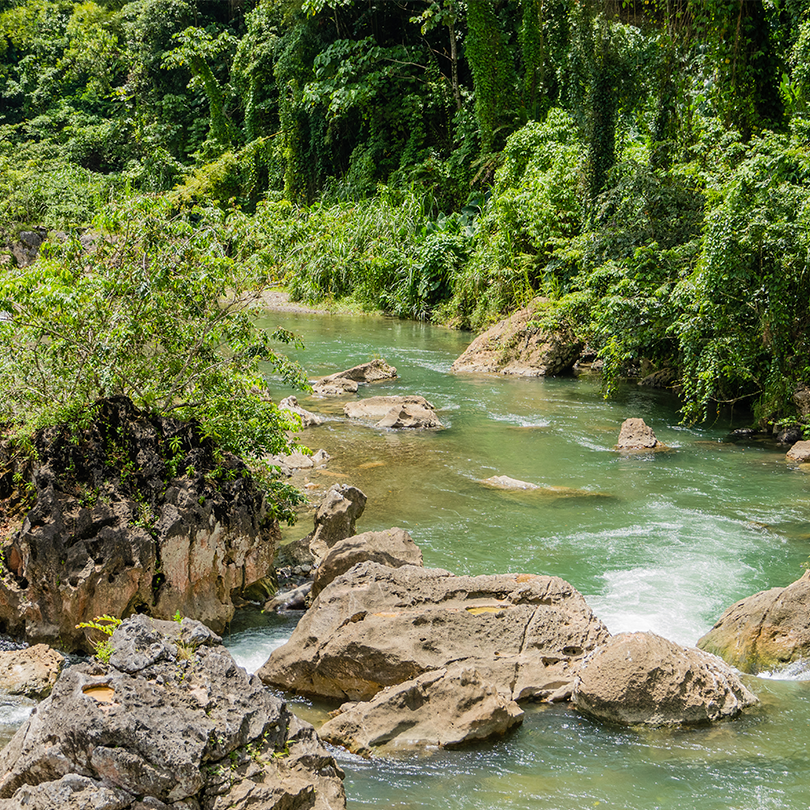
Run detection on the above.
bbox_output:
[311,527,423,597]
[0,644,63,699]
[451,304,582,377]
[615,417,666,451]
[312,359,397,396]
[573,632,758,726]
[343,395,442,429]
[0,615,346,810]
[257,562,609,703]
[698,570,810,673]
[786,440,810,463]
[319,666,523,756]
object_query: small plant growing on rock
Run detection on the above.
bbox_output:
[76,614,122,664]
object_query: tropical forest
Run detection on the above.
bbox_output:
[1,1,810,809]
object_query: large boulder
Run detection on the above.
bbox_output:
[312,359,397,396]
[257,562,609,703]
[786,441,810,463]
[319,666,523,756]
[451,306,582,377]
[0,644,64,698]
[311,527,423,597]
[572,632,758,726]
[0,396,279,651]
[0,615,345,809]
[343,395,442,429]
[698,570,810,673]
[302,483,367,562]
[615,418,665,451]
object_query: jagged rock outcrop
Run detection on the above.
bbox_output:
[615,418,665,451]
[698,570,810,673]
[319,666,523,756]
[573,632,758,726]
[258,562,609,703]
[312,359,397,396]
[451,305,582,377]
[343,395,442,429]
[0,397,279,651]
[279,396,325,427]
[786,440,810,463]
[311,527,423,598]
[0,615,346,809]
[0,644,64,698]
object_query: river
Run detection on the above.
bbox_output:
[235,309,810,810]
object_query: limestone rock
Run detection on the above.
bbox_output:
[451,306,582,377]
[267,448,331,477]
[573,632,758,726]
[257,562,609,703]
[311,527,423,597]
[615,418,664,451]
[786,440,810,463]
[319,666,523,756]
[344,395,442,429]
[0,396,278,651]
[480,476,609,498]
[279,395,325,427]
[0,615,345,809]
[793,384,810,418]
[312,359,397,396]
[638,368,678,388]
[0,644,64,698]
[698,570,810,673]
[302,483,368,563]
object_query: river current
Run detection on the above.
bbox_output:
[4,309,810,808]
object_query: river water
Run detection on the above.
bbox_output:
[4,309,810,807]
[239,310,810,810]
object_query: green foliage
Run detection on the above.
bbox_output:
[76,613,121,662]
[0,195,309,506]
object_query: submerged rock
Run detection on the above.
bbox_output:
[698,570,810,673]
[257,562,609,703]
[0,396,278,651]
[481,476,609,498]
[573,632,758,726]
[451,305,582,377]
[615,418,665,451]
[344,395,442,429]
[0,644,63,699]
[319,666,523,756]
[0,615,346,809]
[311,527,423,598]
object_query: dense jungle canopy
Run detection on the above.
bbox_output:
[1,0,810,430]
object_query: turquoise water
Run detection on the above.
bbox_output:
[237,310,810,810]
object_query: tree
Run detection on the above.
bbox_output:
[0,194,309,518]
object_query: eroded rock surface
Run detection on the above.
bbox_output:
[451,306,582,377]
[343,395,442,429]
[312,360,397,396]
[279,396,325,427]
[786,441,810,463]
[0,615,346,809]
[0,396,279,651]
[0,644,64,698]
[311,527,423,597]
[258,562,609,703]
[319,666,523,756]
[573,632,758,726]
[698,570,810,673]
[615,418,664,451]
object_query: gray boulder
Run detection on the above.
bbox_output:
[0,644,64,699]
[311,359,397,396]
[311,378,358,396]
[257,562,609,703]
[573,631,758,726]
[319,666,523,756]
[0,615,346,809]
[311,527,423,597]
[615,418,665,451]
[451,305,582,377]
